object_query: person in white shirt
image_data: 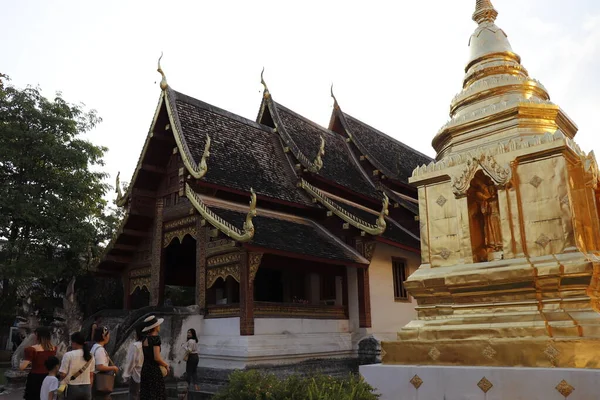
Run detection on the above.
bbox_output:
[59,332,95,400]
[122,326,144,400]
[40,356,60,400]
[90,326,119,400]
[183,329,199,390]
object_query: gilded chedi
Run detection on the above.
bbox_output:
[383,0,600,368]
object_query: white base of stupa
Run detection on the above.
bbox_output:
[360,364,599,400]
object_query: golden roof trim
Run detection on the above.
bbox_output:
[185,183,256,242]
[157,53,168,91]
[260,67,270,99]
[473,0,498,24]
[310,136,326,172]
[299,179,387,236]
[164,90,211,179]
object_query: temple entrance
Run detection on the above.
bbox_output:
[130,286,150,309]
[164,235,196,306]
[467,170,503,262]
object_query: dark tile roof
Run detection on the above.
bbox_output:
[273,103,379,199]
[342,113,433,184]
[209,206,368,265]
[170,90,313,207]
[334,200,421,249]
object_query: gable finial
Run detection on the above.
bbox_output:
[157,52,168,91]
[260,67,270,98]
[330,83,339,110]
[115,171,124,199]
[312,135,326,172]
[473,0,498,24]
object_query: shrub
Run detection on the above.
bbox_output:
[212,370,379,400]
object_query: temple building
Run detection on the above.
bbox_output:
[95,60,431,371]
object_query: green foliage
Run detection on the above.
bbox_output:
[212,370,380,400]
[0,76,117,322]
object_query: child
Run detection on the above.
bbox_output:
[40,356,60,400]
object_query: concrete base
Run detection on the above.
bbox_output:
[360,364,600,400]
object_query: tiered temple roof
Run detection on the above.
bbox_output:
[98,65,432,270]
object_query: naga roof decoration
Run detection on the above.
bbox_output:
[331,102,432,184]
[299,179,388,236]
[186,183,257,242]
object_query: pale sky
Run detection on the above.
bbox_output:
[3,1,600,202]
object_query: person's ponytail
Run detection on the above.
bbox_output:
[70,332,91,361]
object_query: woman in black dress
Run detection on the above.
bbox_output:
[140,315,169,400]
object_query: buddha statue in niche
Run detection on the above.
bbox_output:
[468,171,503,262]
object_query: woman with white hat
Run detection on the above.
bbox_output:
[139,316,168,400]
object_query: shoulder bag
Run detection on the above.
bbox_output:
[58,356,93,398]
[94,346,115,393]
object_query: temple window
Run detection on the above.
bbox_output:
[207,277,240,305]
[392,258,408,301]
[163,234,196,306]
[467,171,503,262]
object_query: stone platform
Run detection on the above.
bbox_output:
[360,364,599,400]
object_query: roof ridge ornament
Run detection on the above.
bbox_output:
[330,83,339,110]
[311,136,326,172]
[260,67,270,98]
[115,171,126,206]
[198,134,211,179]
[157,52,168,91]
[473,0,498,24]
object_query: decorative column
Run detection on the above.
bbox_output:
[357,241,375,328]
[149,198,165,306]
[123,273,131,310]
[196,222,207,310]
[239,252,253,335]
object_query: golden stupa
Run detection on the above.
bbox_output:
[383,0,600,369]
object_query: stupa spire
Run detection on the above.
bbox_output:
[472,0,498,24]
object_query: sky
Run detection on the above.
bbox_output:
[3,0,600,202]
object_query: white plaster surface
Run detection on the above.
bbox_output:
[254,318,349,335]
[360,364,600,400]
[368,243,419,338]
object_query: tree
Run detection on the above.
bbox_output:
[0,76,115,324]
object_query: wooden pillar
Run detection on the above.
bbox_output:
[149,198,165,306]
[357,268,372,328]
[239,251,254,335]
[196,222,207,310]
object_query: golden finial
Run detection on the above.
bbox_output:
[260,67,270,98]
[115,171,124,199]
[157,52,168,91]
[330,83,339,110]
[473,0,498,24]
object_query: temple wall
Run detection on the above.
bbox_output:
[368,243,419,341]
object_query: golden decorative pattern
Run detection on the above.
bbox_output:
[544,344,560,365]
[428,347,441,361]
[206,264,240,288]
[439,248,451,260]
[207,252,241,267]
[206,239,237,256]
[529,175,543,188]
[164,216,196,231]
[477,377,493,394]
[451,154,512,196]
[249,252,263,281]
[409,374,423,390]
[300,179,388,236]
[482,345,497,360]
[163,226,198,248]
[129,267,150,278]
[535,233,551,249]
[309,135,326,172]
[254,302,347,319]
[364,242,376,261]
[130,276,150,294]
[560,195,570,207]
[185,183,256,242]
[555,380,574,397]
[436,195,447,207]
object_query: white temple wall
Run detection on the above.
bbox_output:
[368,242,419,342]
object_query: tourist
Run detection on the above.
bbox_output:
[183,329,199,391]
[19,326,57,400]
[86,318,100,345]
[59,332,95,400]
[39,356,60,400]
[90,326,119,400]
[122,325,144,400]
[140,315,168,400]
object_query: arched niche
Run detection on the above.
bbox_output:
[467,170,503,263]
